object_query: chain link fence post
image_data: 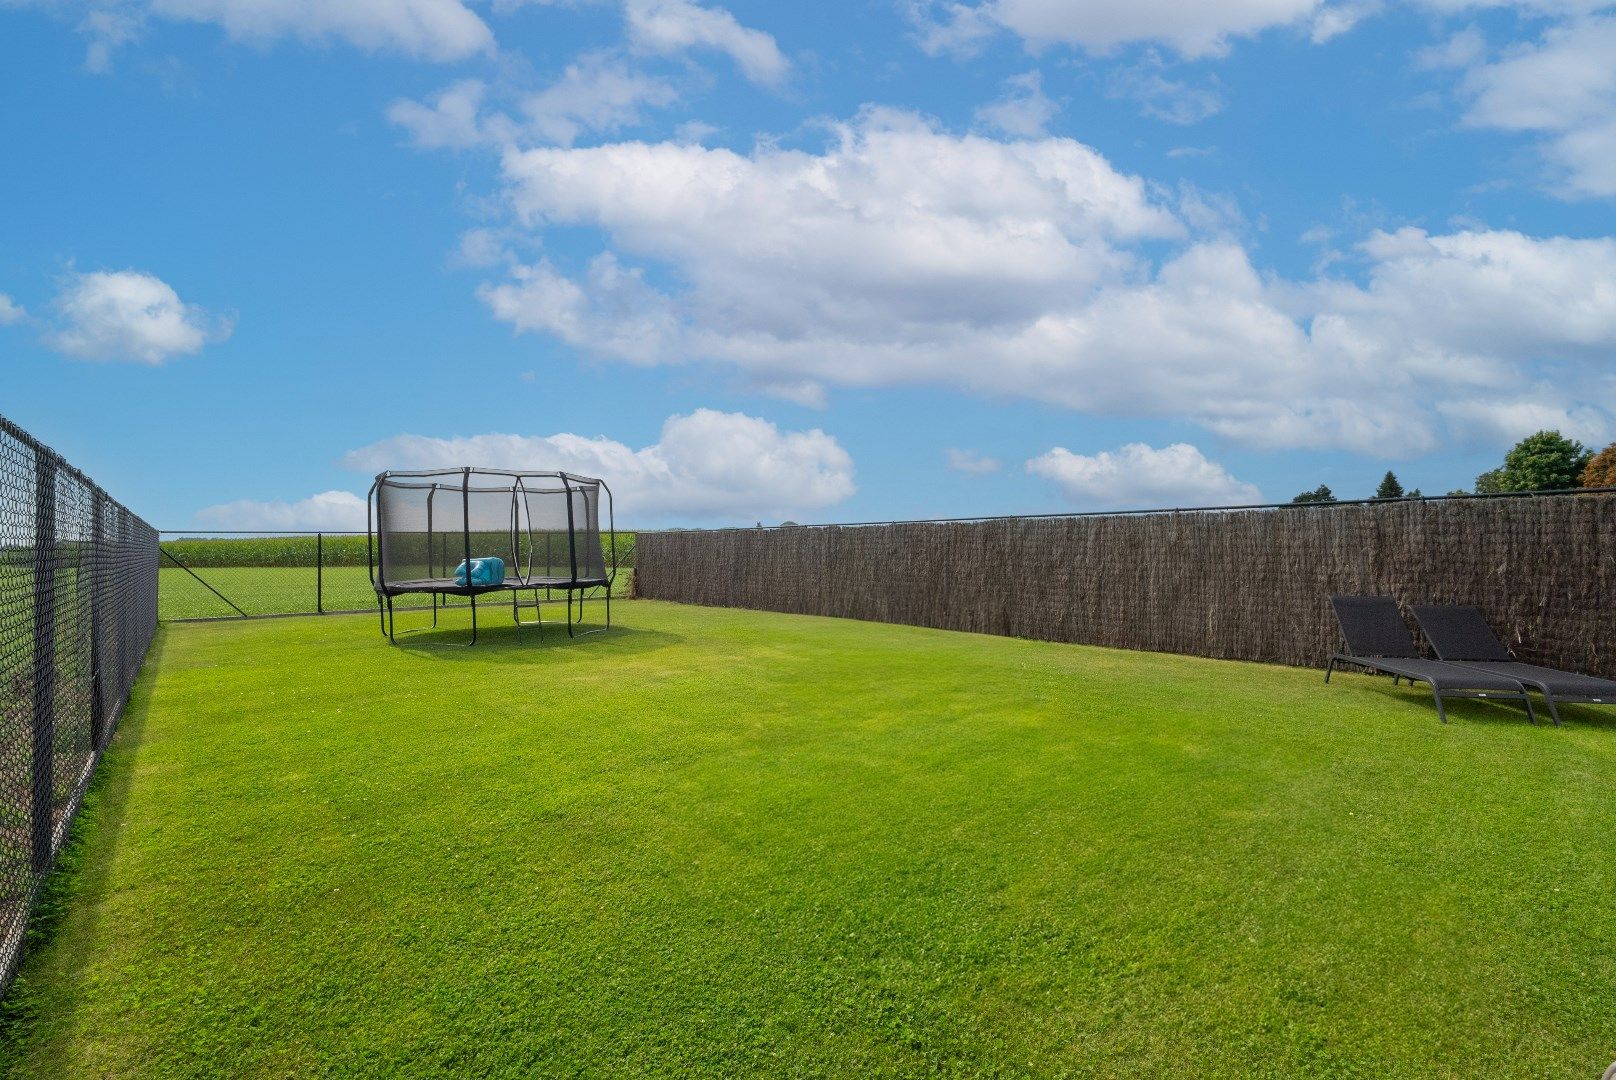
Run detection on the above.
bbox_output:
[29,454,55,873]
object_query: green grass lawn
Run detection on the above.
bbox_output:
[156,565,632,620]
[3,602,1614,1077]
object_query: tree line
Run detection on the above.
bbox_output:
[1291,431,1616,505]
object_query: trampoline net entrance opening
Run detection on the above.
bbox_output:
[367,468,615,644]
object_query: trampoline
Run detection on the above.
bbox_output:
[367,467,616,645]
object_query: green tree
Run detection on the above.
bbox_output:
[1475,431,1592,493]
[1374,471,1405,499]
[1291,484,1337,504]
[1582,442,1616,488]
[1407,488,1423,498]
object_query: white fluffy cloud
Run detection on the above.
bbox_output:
[1435,398,1611,447]
[1108,59,1225,124]
[387,80,499,150]
[493,109,1180,356]
[623,0,788,85]
[339,409,854,522]
[47,270,231,364]
[0,294,25,325]
[974,70,1059,136]
[196,490,369,531]
[390,59,679,151]
[151,0,492,60]
[1454,16,1616,197]
[469,110,1616,456]
[946,448,1002,474]
[913,0,1333,59]
[522,53,680,145]
[27,0,494,66]
[1027,442,1262,509]
[910,0,1609,60]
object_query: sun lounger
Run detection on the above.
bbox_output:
[1326,596,1535,723]
[1410,604,1616,725]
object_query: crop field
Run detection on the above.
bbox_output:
[156,565,632,620]
[157,534,634,620]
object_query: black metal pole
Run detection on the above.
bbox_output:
[463,469,474,644]
[316,531,324,615]
[31,455,56,872]
[561,476,578,637]
[89,494,106,751]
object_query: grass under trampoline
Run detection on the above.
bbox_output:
[2,601,1613,1077]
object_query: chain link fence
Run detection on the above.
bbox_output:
[0,414,157,996]
[158,532,634,621]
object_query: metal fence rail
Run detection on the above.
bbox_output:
[0,414,157,997]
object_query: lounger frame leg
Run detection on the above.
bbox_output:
[1427,683,1536,725]
[1328,656,1536,724]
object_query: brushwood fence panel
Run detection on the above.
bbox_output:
[634,495,1616,676]
[0,414,157,997]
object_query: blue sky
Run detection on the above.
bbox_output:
[3,0,1614,528]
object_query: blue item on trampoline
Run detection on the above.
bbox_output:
[453,557,506,587]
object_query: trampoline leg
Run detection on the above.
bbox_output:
[378,599,386,637]
[555,586,612,638]
[468,594,478,646]
[386,596,397,645]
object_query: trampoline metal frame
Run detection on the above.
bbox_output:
[367,466,616,646]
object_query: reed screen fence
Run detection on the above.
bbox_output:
[0,414,157,997]
[634,493,1616,678]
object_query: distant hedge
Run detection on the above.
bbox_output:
[161,532,635,568]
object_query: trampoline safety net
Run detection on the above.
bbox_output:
[367,468,615,644]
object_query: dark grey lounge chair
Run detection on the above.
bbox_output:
[1411,604,1616,726]
[1326,596,1536,723]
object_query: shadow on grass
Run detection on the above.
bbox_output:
[1348,677,1616,729]
[385,617,683,657]
[0,625,167,1060]
[1539,701,1616,729]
